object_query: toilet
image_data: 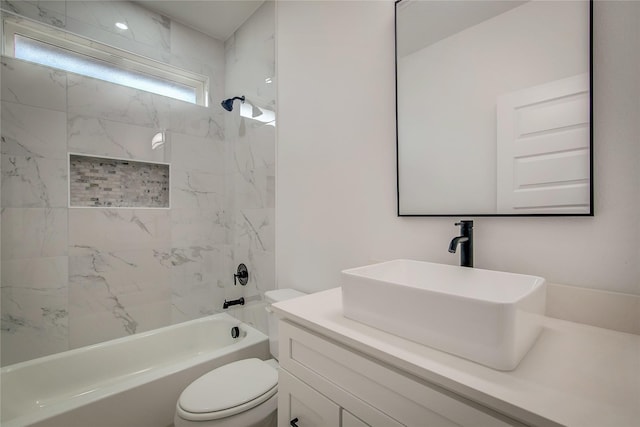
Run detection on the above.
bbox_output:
[174,289,306,427]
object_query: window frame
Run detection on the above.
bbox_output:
[2,14,209,106]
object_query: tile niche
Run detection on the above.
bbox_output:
[69,154,170,208]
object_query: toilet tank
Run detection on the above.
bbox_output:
[265,289,306,359]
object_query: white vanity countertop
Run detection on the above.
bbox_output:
[272,288,640,427]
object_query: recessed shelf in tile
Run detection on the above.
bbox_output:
[69,154,169,208]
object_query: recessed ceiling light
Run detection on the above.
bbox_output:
[115,22,128,30]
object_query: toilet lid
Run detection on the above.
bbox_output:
[178,358,277,417]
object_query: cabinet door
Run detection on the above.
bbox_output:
[342,410,370,427]
[278,369,340,427]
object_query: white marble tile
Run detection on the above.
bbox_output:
[1,285,68,365]
[169,244,228,323]
[0,0,66,28]
[166,244,226,288]
[65,313,113,349]
[234,208,275,252]
[162,53,224,113]
[171,131,225,173]
[1,208,68,260]
[266,175,275,209]
[66,309,125,349]
[67,115,169,163]
[68,294,171,349]
[169,99,224,139]
[232,166,274,210]
[171,283,226,324]
[35,0,66,15]
[1,155,68,208]
[226,300,269,335]
[1,254,69,364]
[1,256,68,288]
[233,245,276,299]
[1,101,67,159]
[171,209,228,247]
[171,168,225,211]
[63,15,165,63]
[169,18,223,68]
[223,1,276,107]
[1,0,66,16]
[65,1,170,54]
[233,124,276,170]
[222,0,276,311]
[68,208,171,253]
[166,17,224,109]
[1,57,67,111]
[69,247,170,296]
[68,247,171,348]
[122,295,171,334]
[202,62,226,115]
[67,74,171,129]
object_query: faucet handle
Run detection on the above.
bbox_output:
[233,263,249,286]
[455,220,473,227]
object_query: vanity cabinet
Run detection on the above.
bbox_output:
[278,369,372,427]
[278,369,339,426]
[277,320,527,427]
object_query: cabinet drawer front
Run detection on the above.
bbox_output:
[280,321,523,427]
[279,369,340,427]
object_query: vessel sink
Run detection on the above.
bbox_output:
[341,259,546,370]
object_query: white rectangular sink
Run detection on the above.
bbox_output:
[341,259,546,370]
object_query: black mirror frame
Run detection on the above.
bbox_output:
[395,0,594,217]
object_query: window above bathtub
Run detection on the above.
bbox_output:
[2,14,209,106]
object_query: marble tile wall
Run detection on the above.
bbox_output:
[224,1,277,318]
[1,55,71,363]
[0,0,275,365]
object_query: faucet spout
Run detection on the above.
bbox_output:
[448,236,469,253]
[449,220,474,267]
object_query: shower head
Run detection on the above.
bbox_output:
[221,96,245,112]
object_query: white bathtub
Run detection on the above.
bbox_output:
[0,313,269,427]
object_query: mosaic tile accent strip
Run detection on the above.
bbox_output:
[70,155,169,208]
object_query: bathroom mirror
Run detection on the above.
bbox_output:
[396,0,592,216]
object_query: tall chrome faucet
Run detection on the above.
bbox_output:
[449,220,473,267]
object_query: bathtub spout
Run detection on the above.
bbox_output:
[223,297,245,309]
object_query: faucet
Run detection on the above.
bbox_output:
[223,297,245,309]
[449,220,473,267]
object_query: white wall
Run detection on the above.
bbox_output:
[276,1,640,296]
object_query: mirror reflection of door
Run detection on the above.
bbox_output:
[496,74,590,214]
[396,0,592,216]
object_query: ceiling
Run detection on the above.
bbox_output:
[134,0,264,41]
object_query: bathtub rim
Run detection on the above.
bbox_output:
[1,312,251,374]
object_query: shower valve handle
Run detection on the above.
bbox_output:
[233,263,249,286]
